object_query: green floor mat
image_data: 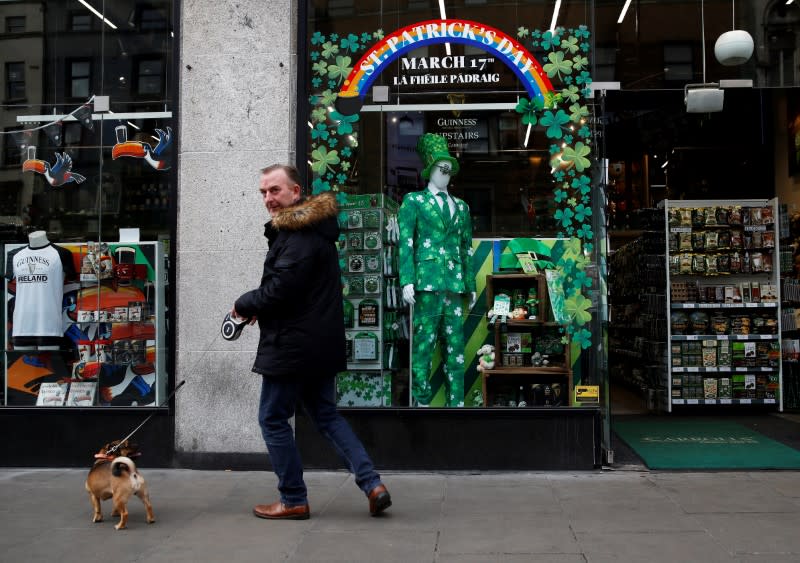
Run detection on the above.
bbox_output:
[613,418,800,469]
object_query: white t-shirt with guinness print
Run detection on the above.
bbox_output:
[5,244,76,337]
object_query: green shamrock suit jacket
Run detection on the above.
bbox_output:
[398,189,476,294]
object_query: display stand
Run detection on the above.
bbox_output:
[662,199,782,411]
[3,241,167,407]
[337,194,406,407]
[481,273,572,407]
[778,203,800,410]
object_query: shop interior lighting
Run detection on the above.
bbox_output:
[685,0,724,112]
[78,0,118,29]
[438,0,452,56]
[787,0,795,5]
[617,0,632,23]
[549,0,562,33]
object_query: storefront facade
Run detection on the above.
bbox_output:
[2,0,798,468]
[0,0,177,465]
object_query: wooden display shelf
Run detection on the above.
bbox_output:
[482,273,572,407]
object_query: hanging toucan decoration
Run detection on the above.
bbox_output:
[22,152,86,187]
[112,126,173,171]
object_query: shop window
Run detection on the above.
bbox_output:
[5,62,25,101]
[327,0,355,17]
[64,122,83,146]
[135,58,164,96]
[0,181,22,216]
[6,16,25,33]
[70,13,92,31]
[68,59,91,99]
[664,44,693,82]
[140,7,168,30]
[594,46,616,83]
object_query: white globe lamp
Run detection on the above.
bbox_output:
[714,30,754,66]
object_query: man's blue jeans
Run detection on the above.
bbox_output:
[258,374,382,506]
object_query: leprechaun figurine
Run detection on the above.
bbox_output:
[398,133,476,407]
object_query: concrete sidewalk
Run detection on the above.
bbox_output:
[1,468,799,562]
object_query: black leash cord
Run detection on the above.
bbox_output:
[106,379,186,456]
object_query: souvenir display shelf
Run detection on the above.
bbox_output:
[778,202,800,411]
[663,199,783,412]
[607,229,668,399]
[3,241,167,407]
[481,273,572,407]
[337,194,407,407]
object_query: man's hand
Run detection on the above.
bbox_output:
[232,307,257,325]
[402,284,416,305]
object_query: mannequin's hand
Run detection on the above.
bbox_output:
[402,284,416,305]
[469,292,477,310]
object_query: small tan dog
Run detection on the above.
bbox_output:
[85,440,155,530]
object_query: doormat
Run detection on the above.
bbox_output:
[613,418,800,470]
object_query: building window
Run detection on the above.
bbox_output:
[6,16,25,33]
[2,128,23,167]
[69,59,91,98]
[70,13,92,31]
[5,62,25,100]
[136,58,163,96]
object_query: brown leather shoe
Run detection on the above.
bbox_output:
[253,501,310,520]
[367,484,391,516]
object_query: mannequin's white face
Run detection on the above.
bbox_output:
[429,160,452,191]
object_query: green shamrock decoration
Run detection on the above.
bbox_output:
[307,25,595,352]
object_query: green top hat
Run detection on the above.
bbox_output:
[416,133,460,180]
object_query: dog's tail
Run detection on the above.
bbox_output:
[111,456,136,477]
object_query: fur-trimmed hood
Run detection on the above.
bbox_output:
[265,191,339,244]
[272,191,338,231]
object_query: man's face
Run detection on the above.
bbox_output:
[260,169,301,213]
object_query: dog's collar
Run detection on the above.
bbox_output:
[93,452,141,461]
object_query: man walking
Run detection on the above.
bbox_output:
[233,164,390,520]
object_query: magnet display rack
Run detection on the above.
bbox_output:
[480,273,572,407]
[778,203,800,410]
[337,194,407,407]
[662,199,783,412]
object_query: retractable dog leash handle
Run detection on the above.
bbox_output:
[220,312,248,341]
[106,379,186,456]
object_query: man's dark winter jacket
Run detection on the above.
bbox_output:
[234,192,346,377]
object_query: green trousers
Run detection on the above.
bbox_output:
[412,291,466,407]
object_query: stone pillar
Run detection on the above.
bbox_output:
[175,0,298,459]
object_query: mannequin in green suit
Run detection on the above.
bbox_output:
[398,133,476,407]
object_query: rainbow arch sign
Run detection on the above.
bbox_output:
[335,19,555,115]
